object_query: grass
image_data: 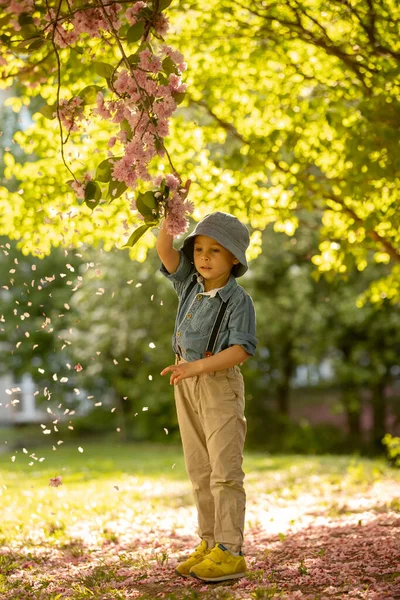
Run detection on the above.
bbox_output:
[0,438,399,599]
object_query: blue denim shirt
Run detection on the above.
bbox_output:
[160,251,258,362]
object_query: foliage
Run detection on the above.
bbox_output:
[243,221,400,448]
[0,235,82,403]
[0,0,399,302]
[382,433,400,468]
[2,227,399,450]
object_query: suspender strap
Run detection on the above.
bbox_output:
[204,299,229,358]
[181,278,197,306]
[180,277,229,358]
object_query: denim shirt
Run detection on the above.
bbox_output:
[160,251,258,362]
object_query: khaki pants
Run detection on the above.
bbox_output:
[174,356,247,553]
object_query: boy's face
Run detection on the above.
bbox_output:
[193,235,239,289]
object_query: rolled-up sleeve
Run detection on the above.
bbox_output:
[227,293,258,356]
[159,251,195,297]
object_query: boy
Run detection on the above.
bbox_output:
[156,205,257,583]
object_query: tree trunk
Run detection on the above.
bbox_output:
[276,345,295,416]
[342,387,362,445]
[371,381,387,450]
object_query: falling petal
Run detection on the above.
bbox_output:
[49,476,62,487]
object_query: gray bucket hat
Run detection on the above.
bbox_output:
[181,212,250,277]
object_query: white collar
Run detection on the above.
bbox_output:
[196,274,222,298]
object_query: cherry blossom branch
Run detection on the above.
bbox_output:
[45,0,76,181]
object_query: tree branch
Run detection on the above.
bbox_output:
[319,195,400,263]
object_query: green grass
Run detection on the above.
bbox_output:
[0,439,399,599]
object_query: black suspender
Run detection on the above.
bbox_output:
[180,277,229,358]
[204,299,229,357]
[181,278,197,305]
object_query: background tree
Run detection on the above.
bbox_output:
[61,244,181,441]
[0,0,398,303]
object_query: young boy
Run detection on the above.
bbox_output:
[156,206,257,583]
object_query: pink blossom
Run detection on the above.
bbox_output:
[168,73,187,94]
[126,1,147,24]
[49,475,62,487]
[139,49,162,73]
[155,118,169,138]
[153,174,164,186]
[154,96,176,119]
[164,187,193,236]
[162,44,187,72]
[114,70,131,95]
[58,97,84,132]
[74,363,83,372]
[165,174,180,191]
[142,78,159,96]
[94,92,111,119]
[153,14,169,36]
[5,0,33,14]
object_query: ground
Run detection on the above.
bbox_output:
[0,441,399,599]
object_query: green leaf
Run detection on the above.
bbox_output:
[172,91,186,105]
[162,56,179,76]
[37,100,56,120]
[127,21,145,44]
[142,191,157,209]
[138,41,153,53]
[127,53,140,67]
[0,14,12,27]
[95,159,114,183]
[120,119,133,141]
[136,192,157,218]
[122,224,150,248]
[158,0,173,10]
[93,62,115,79]
[27,38,45,52]
[157,73,169,86]
[18,13,34,26]
[84,181,101,209]
[108,179,127,201]
[19,25,37,40]
[78,85,103,105]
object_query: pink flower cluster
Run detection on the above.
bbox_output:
[71,173,92,200]
[165,186,194,236]
[90,43,188,211]
[58,97,84,133]
[44,4,122,48]
[2,0,33,15]
[126,1,147,25]
[1,0,192,237]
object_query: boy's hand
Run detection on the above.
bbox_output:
[160,360,201,385]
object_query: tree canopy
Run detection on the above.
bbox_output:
[0,0,399,301]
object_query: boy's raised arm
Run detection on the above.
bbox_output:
[156,220,180,274]
[155,180,191,275]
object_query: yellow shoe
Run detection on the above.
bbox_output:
[189,543,247,582]
[175,539,210,578]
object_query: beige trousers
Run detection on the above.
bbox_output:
[174,356,247,553]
